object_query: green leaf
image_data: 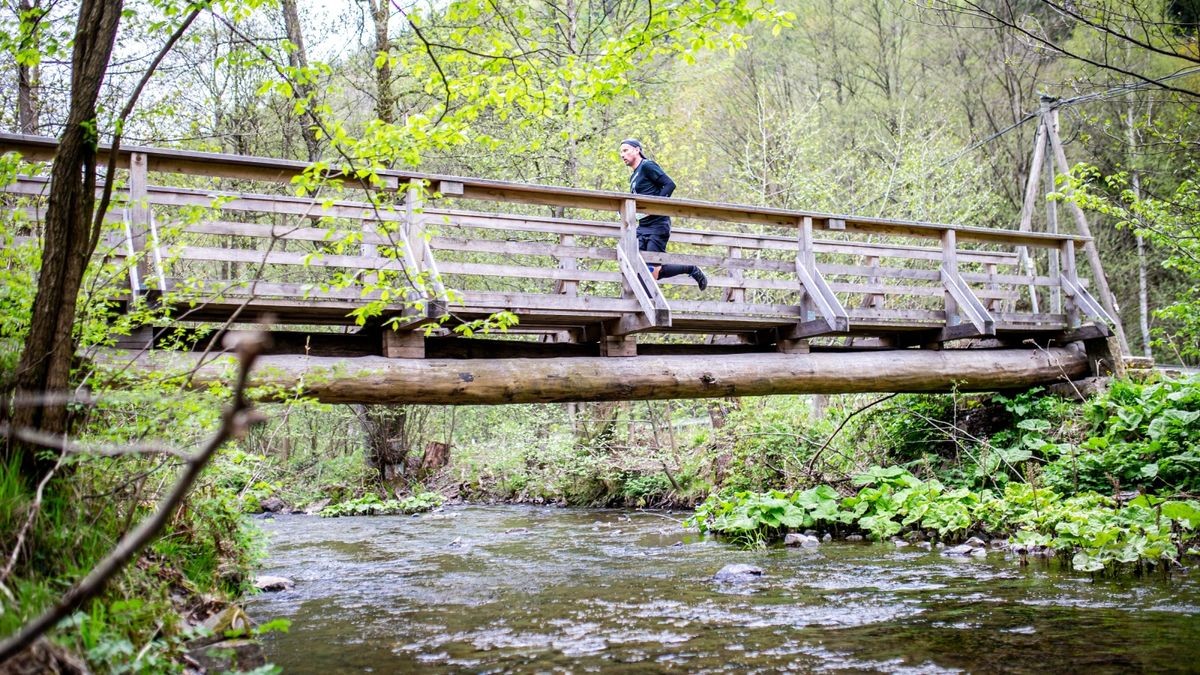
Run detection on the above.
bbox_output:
[1072,552,1105,572]
[1162,501,1200,529]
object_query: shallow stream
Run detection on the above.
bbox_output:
[248,505,1200,673]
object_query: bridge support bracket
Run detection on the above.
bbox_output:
[776,338,810,354]
[600,334,637,357]
[383,329,425,359]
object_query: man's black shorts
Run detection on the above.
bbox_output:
[637,230,668,253]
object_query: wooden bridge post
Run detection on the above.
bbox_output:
[113,152,159,350]
[985,263,1001,312]
[863,256,883,310]
[787,216,848,348]
[725,246,745,304]
[1044,146,1062,315]
[362,219,379,288]
[783,216,818,353]
[941,229,959,334]
[555,233,578,298]
[380,180,432,358]
[607,198,669,351]
[406,180,425,268]
[939,227,995,342]
[798,216,815,323]
[127,152,153,296]
[1060,239,1081,330]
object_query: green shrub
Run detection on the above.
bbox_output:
[1045,376,1200,494]
[687,466,1200,574]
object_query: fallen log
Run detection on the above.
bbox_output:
[95,347,1091,405]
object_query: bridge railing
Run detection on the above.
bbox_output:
[0,133,1113,357]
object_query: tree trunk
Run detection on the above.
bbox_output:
[369,0,395,125]
[115,348,1094,405]
[16,0,41,134]
[418,441,450,477]
[5,0,124,480]
[280,0,320,161]
[352,404,411,484]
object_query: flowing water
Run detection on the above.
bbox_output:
[248,505,1200,673]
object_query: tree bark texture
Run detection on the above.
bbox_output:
[16,0,41,134]
[5,0,124,476]
[110,348,1091,406]
[352,404,412,483]
[280,0,320,161]
[369,0,395,125]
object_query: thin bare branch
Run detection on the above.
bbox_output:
[0,423,192,459]
[805,393,899,475]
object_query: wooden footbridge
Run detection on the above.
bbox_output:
[0,134,1116,404]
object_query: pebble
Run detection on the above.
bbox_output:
[713,564,764,582]
[253,576,293,592]
[784,533,820,547]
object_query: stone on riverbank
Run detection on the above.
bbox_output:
[784,533,820,547]
[942,537,989,557]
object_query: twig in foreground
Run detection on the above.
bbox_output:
[0,332,269,664]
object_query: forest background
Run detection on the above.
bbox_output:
[1,0,1199,670]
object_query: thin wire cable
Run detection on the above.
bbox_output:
[860,67,1200,211]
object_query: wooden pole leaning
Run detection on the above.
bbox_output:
[1045,107,1129,354]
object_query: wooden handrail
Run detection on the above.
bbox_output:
[0,133,1088,248]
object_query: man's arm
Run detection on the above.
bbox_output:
[643,161,676,197]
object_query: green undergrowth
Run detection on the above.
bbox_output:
[319,490,445,517]
[687,468,1200,573]
[686,374,1200,575]
[0,455,262,672]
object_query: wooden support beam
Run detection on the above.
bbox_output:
[1060,238,1082,330]
[600,335,637,357]
[776,338,810,354]
[940,267,995,337]
[116,347,1092,405]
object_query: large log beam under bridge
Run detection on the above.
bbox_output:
[107,347,1092,405]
